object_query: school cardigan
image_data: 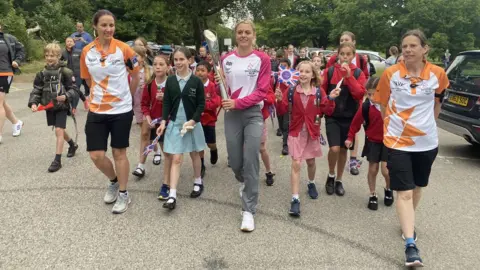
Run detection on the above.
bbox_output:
[200,80,221,126]
[347,101,384,143]
[162,74,205,123]
[141,80,164,120]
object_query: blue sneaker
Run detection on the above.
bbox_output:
[158,184,170,200]
[288,198,301,217]
[405,244,423,267]
[307,183,318,199]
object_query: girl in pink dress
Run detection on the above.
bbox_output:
[276,61,340,217]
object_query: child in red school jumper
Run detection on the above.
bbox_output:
[276,61,340,217]
[323,42,366,197]
[137,55,170,200]
[345,77,392,211]
[274,58,293,155]
[196,61,221,178]
[260,81,276,186]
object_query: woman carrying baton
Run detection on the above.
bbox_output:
[217,20,271,232]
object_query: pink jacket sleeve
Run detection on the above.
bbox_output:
[235,53,271,110]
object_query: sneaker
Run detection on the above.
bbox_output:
[402,231,418,241]
[349,159,359,175]
[281,145,289,156]
[368,195,378,210]
[384,188,394,206]
[288,198,301,217]
[405,244,424,267]
[104,182,119,204]
[307,183,318,199]
[48,160,62,173]
[276,129,282,136]
[335,181,345,196]
[325,175,335,195]
[158,184,170,200]
[112,192,131,214]
[240,211,255,232]
[265,172,275,186]
[67,144,78,158]
[12,120,23,137]
[210,149,218,165]
[201,165,206,179]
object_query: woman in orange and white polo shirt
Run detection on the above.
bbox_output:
[373,29,449,267]
[80,9,140,214]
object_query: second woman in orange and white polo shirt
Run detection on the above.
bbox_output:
[80,9,140,215]
[373,29,449,267]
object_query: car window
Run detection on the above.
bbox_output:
[368,54,381,62]
[447,55,480,85]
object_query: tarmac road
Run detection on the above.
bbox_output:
[1,82,479,269]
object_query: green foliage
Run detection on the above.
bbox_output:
[33,1,75,42]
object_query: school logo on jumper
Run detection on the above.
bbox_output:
[244,63,259,77]
[189,88,196,97]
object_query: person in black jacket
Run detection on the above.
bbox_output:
[28,43,80,173]
[61,37,88,112]
[0,23,25,143]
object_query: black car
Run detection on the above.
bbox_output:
[438,50,480,146]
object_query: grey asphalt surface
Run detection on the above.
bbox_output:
[1,82,480,269]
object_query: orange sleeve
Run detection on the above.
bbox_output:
[435,68,450,94]
[372,70,391,107]
[123,44,140,74]
[80,46,90,80]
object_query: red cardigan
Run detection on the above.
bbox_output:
[276,85,335,139]
[141,80,165,120]
[273,81,290,116]
[326,53,369,80]
[261,83,276,120]
[200,80,221,126]
[347,102,384,143]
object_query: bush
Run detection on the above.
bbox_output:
[33,1,74,43]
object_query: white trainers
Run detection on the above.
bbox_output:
[240,211,255,232]
[112,192,131,214]
[12,120,23,137]
[104,182,119,204]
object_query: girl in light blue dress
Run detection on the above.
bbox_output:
[157,47,206,210]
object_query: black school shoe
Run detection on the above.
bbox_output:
[368,195,378,210]
[163,197,176,210]
[190,184,204,198]
[281,145,289,156]
[265,172,275,186]
[276,129,282,136]
[325,175,335,195]
[210,149,218,165]
[48,160,62,173]
[67,144,78,158]
[384,188,394,206]
[335,181,345,196]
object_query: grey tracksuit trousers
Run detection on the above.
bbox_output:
[224,105,263,214]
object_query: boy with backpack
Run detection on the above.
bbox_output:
[28,43,79,172]
[345,77,393,210]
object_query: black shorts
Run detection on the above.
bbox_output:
[362,140,388,163]
[0,76,13,94]
[46,110,68,129]
[202,125,216,144]
[387,147,438,191]
[149,125,165,142]
[85,110,133,151]
[325,117,354,149]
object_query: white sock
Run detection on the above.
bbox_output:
[328,173,335,178]
[194,177,203,185]
[137,163,145,169]
[155,149,162,155]
[292,194,299,201]
[307,179,315,184]
[169,189,177,198]
[336,179,342,182]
